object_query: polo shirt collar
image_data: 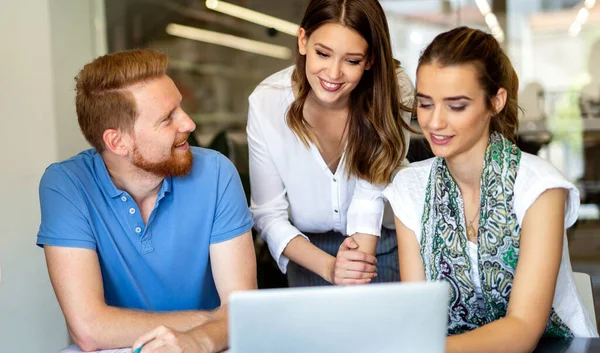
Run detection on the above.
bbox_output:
[158,175,173,199]
[93,151,123,198]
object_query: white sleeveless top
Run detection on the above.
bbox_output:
[383,152,598,337]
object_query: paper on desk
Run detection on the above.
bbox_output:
[60,344,131,353]
[60,344,230,353]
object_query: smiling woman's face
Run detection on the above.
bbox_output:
[416,62,499,161]
[298,23,371,110]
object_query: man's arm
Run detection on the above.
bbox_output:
[38,165,205,350]
[132,231,257,353]
[189,230,257,352]
[44,245,214,351]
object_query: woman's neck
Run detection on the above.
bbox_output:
[306,90,349,115]
[304,91,349,128]
[445,134,489,196]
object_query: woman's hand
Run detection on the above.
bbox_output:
[133,325,212,353]
[331,237,378,285]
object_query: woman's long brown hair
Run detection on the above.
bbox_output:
[287,0,414,185]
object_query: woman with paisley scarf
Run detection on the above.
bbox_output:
[383,27,598,352]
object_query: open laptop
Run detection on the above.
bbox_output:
[228,281,449,353]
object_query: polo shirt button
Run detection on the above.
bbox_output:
[135,227,142,233]
[333,178,337,182]
[129,208,136,214]
[121,196,127,202]
[334,209,339,213]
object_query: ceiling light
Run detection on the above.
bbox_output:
[585,0,596,9]
[205,0,299,37]
[485,13,499,28]
[409,31,423,44]
[569,22,582,36]
[475,0,492,16]
[569,1,595,37]
[166,23,292,59]
[494,32,505,43]
[576,7,590,23]
[474,0,504,43]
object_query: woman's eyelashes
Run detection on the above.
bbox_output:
[315,50,362,65]
[449,105,467,112]
[418,101,433,109]
[417,102,468,112]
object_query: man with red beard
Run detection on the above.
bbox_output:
[36,49,256,353]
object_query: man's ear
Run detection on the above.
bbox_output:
[102,129,129,156]
[298,27,308,56]
[492,87,507,116]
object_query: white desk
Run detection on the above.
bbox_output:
[60,345,129,353]
[60,344,230,353]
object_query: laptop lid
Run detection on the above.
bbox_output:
[229,281,449,353]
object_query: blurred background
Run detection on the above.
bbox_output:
[2,0,600,351]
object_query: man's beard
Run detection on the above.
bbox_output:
[132,141,193,178]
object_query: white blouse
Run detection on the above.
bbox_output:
[248,66,414,273]
[467,241,485,309]
[383,153,598,337]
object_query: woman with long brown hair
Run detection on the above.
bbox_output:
[384,27,597,351]
[247,0,413,286]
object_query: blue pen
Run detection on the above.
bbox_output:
[133,345,144,353]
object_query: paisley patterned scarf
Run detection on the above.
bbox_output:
[420,131,572,337]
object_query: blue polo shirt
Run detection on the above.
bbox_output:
[37,147,253,311]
